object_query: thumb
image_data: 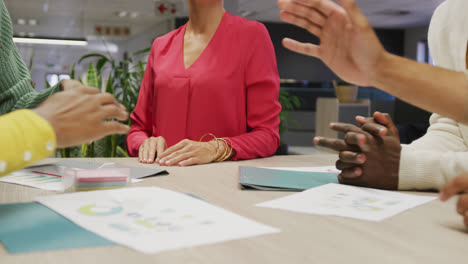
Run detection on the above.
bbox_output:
[440,174,468,201]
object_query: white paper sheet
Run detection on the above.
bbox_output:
[257,184,436,222]
[0,170,66,191]
[263,166,340,173]
[36,187,279,254]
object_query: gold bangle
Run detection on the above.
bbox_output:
[222,138,233,161]
[215,139,229,162]
[217,138,233,162]
[199,133,217,142]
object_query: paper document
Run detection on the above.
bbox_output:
[257,184,436,222]
[0,170,65,191]
[36,187,279,254]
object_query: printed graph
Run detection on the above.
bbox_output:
[0,171,63,191]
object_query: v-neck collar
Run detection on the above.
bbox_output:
[180,11,229,71]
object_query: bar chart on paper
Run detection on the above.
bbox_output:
[0,171,64,191]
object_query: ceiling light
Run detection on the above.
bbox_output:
[130,11,140,18]
[17,19,26,25]
[28,19,38,26]
[13,37,88,46]
[117,11,128,17]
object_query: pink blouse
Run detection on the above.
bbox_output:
[127,12,281,160]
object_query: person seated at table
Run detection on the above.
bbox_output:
[277,0,468,125]
[314,0,468,191]
[0,0,84,114]
[127,0,281,166]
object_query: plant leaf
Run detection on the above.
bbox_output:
[70,63,76,80]
[133,47,151,56]
[78,53,108,64]
[86,63,99,88]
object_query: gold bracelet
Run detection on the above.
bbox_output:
[200,133,220,161]
[217,138,233,162]
[215,139,229,162]
[222,138,233,161]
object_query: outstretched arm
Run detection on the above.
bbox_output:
[277,0,468,124]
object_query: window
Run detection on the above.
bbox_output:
[46,73,70,87]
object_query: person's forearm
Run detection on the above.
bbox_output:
[372,53,468,123]
[0,110,56,176]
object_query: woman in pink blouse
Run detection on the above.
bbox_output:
[127,0,281,166]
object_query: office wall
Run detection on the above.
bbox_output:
[175,18,405,82]
[404,26,429,60]
[263,22,405,81]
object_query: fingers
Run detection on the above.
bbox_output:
[440,174,468,201]
[329,122,365,134]
[138,144,144,163]
[158,140,188,160]
[336,160,357,170]
[338,151,366,164]
[278,0,327,26]
[456,194,468,216]
[155,137,167,163]
[339,167,362,180]
[314,136,352,152]
[147,139,158,164]
[283,0,341,17]
[280,11,322,37]
[100,105,129,121]
[344,132,367,146]
[355,115,373,126]
[163,152,193,167]
[282,38,320,58]
[179,158,200,167]
[361,122,388,137]
[101,121,130,136]
[96,93,121,106]
[374,112,399,136]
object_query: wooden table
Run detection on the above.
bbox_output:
[0,155,466,264]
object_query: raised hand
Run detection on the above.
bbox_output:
[278,0,387,86]
[33,88,129,148]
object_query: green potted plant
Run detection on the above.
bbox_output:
[277,90,301,155]
[57,47,151,158]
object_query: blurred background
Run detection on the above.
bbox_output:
[5,0,444,154]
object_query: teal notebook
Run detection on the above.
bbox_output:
[0,202,115,254]
[239,166,339,191]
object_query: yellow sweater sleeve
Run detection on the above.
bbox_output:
[0,109,56,176]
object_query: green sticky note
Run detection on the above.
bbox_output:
[0,202,115,254]
[239,166,339,191]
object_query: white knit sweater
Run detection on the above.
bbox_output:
[398,0,468,190]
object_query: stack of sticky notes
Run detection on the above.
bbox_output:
[68,168,131,191]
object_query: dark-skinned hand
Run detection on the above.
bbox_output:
[440,174,468,228]
[314,112,401,190]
